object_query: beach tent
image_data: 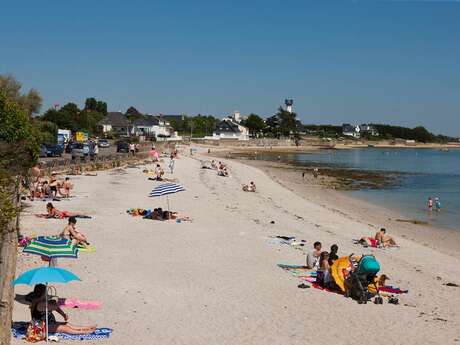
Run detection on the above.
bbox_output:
[330,256,353,292]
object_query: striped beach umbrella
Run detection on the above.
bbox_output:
[23,236,78,259]
[149,183,185,211]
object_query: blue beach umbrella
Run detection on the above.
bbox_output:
[149,183,185,211]
[13,266,81,342]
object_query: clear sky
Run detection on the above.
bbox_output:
[1,0,459,135]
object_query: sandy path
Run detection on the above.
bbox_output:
[12,152,460,344]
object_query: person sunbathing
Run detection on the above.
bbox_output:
[360,228,397,248]
[242,181,256,192]
[29,284,96,335]
[162,210,191,221]
[38,203,90,219]
[60,217,90,246]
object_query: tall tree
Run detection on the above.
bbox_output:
[84,97,97,111]
[242,114,266,137]
[0,90,39,345]
[0,74,42,116]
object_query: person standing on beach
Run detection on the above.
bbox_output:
[168,154,175,174]
[129,143,135,156]
[428,197,433,211]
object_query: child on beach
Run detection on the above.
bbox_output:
[434,197,442,212]
[428,197,433,211]
[168,154,175,174]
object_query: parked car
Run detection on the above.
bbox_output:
[41,144,64,157]
[71,142,91,160]
[39,145,48,158]
[116,141,130,153]
[98,139,110,148]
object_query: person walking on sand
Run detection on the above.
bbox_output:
[428,197,433,211]
[168,154,175,174]
[129,143,135,156]
[313,167,319,178]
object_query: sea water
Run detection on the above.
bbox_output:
[257,148,460,230]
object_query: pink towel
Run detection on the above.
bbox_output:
[59,298,102,309]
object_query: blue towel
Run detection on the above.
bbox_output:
[12,322,112,341]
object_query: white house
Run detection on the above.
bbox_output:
[131,116,172,138]
[212,115,249,140]
[98,112,131,136]
[342,124,361,138]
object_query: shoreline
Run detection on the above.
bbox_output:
[216,154,460,259]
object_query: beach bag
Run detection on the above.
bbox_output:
[25,320,46,342]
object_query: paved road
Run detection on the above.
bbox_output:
[39,146,117,162]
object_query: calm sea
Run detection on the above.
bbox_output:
[257,148,460,230]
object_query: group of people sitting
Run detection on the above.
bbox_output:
[242,181,256,192]
[217,162,229,177]
[27,172,73,200]
[359,228,398,248]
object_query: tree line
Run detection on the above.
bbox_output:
[1,73,455,144]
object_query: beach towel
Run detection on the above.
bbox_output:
[378,286,408,294]
[277,264,317,278]
[35,213,92,219]
[59,298,102,309]
[12,322,112,341]
[312,283,343,295]
[77,244,96,253]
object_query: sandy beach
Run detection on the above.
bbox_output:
[12,147,460,345]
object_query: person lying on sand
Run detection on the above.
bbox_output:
[161,210,191,222]
[242,181,256,192]
[60,216,90,247]
[28,284,97,335]
[37,202,91,219]
[360,228,397,248]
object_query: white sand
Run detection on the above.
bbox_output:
[12,147,460,344]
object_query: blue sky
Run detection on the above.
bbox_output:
[1,0,459,135]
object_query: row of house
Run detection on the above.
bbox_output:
[342,124,379,138]
[98,110,183,140]
[99,109,251,141]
